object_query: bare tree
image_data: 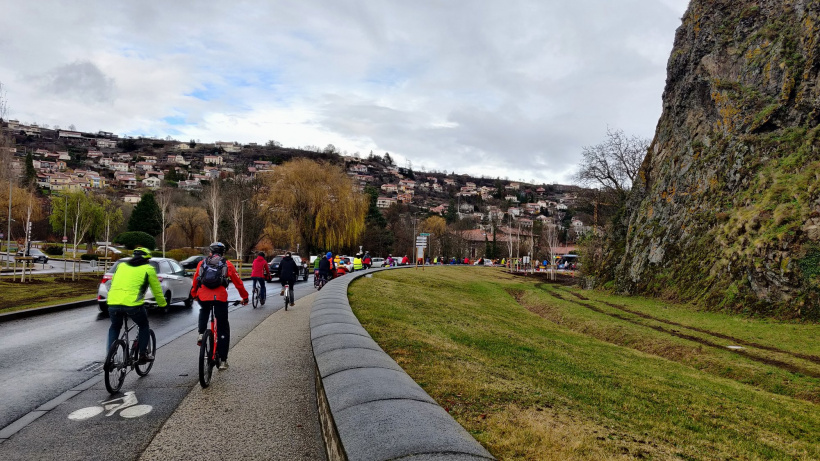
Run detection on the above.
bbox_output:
[155,188,175,257]
[544,223,560,281]
[575,127,648,200]
[203,180,222,243]
[0,81,15,183]
[173,206,208,248]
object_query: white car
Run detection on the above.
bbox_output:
[97,257,194,314]
[370,257,385,268]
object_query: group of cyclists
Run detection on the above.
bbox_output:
[104,243,343,375]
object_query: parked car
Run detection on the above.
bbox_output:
[16,248,48,264]
[95,246,123,255]
[97,257,194,314]
[269,254,309,281]
[370,257,385,268]
[179,255,205,270]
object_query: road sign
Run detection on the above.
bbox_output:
[419,233,430,237]
[62,236,68,243]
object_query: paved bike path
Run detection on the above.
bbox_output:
[139,291,326,460]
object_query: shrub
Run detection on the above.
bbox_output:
[165,248,203,261]
[114,231,156,250]
[42,244,64,256]
[81,254,99,261]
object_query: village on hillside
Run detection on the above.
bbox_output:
[2,119,591,258]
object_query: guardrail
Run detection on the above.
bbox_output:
[310,267,494,460]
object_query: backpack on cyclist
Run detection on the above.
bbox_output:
[198,255,229,289]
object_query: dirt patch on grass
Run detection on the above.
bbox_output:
[479,405,675,460]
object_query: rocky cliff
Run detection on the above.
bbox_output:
[618,0,820,319]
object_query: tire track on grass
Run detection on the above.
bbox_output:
[529,284,820,380]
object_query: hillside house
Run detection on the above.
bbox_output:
[397,193,414,204]
[381,184,398,193]
[505,195,519,203]
[142,177,161,189]
[349,164,368,174]
[215,141,241,153]
[96,139,117,149]
[377,196,397,208]
[58,130,82,139]
[204,155,223,165]
[123,194,141,204]
[110,162,130,172]
[174,143,191,151]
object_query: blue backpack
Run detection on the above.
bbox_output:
[198,255,229,289]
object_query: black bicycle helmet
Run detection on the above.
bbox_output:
[209,242,226,255]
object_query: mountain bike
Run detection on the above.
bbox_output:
[199,299,242,388]
[283,281,294,311]
[104,315,156,394]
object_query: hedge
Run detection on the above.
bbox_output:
[114,231,156,250]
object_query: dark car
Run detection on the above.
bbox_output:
[17,248,49,264]
[179,255,205,270]
[269,255,309,282]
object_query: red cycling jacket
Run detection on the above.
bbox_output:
[190,259,249,302]
[251,256,270,279]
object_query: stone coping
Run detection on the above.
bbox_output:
[310,267,495,461]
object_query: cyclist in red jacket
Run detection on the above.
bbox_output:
[251,251,271,305]
[190,242,249,370]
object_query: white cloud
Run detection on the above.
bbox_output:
[0,0,690,183]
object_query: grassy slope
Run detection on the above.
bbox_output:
[348,267,820,460]
[0,275,99,313]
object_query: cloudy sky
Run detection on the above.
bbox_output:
[0,0,689,184]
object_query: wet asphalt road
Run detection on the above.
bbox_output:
[0,276,317,457]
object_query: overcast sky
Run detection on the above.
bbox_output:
[0,0,689,184]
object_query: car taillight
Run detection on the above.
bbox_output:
[101,275,112,284]
[157,276,164,282]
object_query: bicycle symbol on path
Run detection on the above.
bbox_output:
[68,391,153,421]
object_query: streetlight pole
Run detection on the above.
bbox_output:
[6,179,11,269]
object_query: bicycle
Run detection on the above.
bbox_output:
[199,299,242,388]
[283,281,294,311]
[104,315,156,394]
[314,273,328,291]
[252,280,261,308]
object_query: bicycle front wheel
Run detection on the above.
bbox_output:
[135,329,157,376]
[198,330,215,388]
[104,340,128,394]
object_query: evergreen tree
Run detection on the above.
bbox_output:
[24,152,36,186]
[128,192,162,236]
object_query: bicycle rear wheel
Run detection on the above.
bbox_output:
[104,340,128,394]
[198,330,215,388]
[252,286,259,308]
[135,329,157,376]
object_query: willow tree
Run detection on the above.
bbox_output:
[259,158,367,254]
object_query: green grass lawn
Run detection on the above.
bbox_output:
[0,274,99,313]
[348,267,820,460]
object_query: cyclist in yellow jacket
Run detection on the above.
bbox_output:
[106,247,166,363]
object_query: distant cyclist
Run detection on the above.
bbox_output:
[278,251,298,306]
[251,251,271,305]
[106,247,166,363]
[191,242,249,370]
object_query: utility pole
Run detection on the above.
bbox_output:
[6,179,11,269]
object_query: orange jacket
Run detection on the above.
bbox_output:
[190,259,249,302]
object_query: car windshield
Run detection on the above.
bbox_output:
[271,256,283,264]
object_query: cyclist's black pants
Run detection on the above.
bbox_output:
[198,300,230,360]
